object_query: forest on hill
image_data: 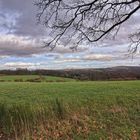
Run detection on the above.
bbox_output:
[0,66,140,81]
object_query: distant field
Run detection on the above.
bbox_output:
[0,75,139,139]
[0,75,75,82]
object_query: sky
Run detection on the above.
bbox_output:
[0,0,140,70]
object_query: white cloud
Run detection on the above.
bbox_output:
[4,62,41,69]
[83,54,113,61]
[54,58,81,63]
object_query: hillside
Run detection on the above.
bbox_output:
[52,66,140,80]
[0,66,140,81]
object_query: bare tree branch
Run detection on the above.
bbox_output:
[35,0,140,51]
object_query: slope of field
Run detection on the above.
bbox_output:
[0,78,139,139]
[0,75,75,82]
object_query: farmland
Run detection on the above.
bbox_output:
[0,75,140,139]
[0,75,75,82]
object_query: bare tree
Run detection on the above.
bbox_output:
[35,0,140,51]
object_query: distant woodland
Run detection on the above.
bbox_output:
[0,66,140,81]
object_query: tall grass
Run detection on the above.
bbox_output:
[0,97,139,140]
[0,99,71,139]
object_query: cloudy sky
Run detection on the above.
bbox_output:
[0,0,140,70]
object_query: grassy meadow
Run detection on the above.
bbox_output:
[0,75,139,139]
[0,75,75,82]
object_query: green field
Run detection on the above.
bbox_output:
[0,75,75,82]
[0,75,140,139]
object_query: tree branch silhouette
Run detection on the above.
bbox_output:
[35,0,140,52]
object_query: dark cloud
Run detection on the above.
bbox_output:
[1,0,140,41]
[1,0,140,47]
[0,42,45,57]
[0,34,87,57]
[1,0,45,37]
